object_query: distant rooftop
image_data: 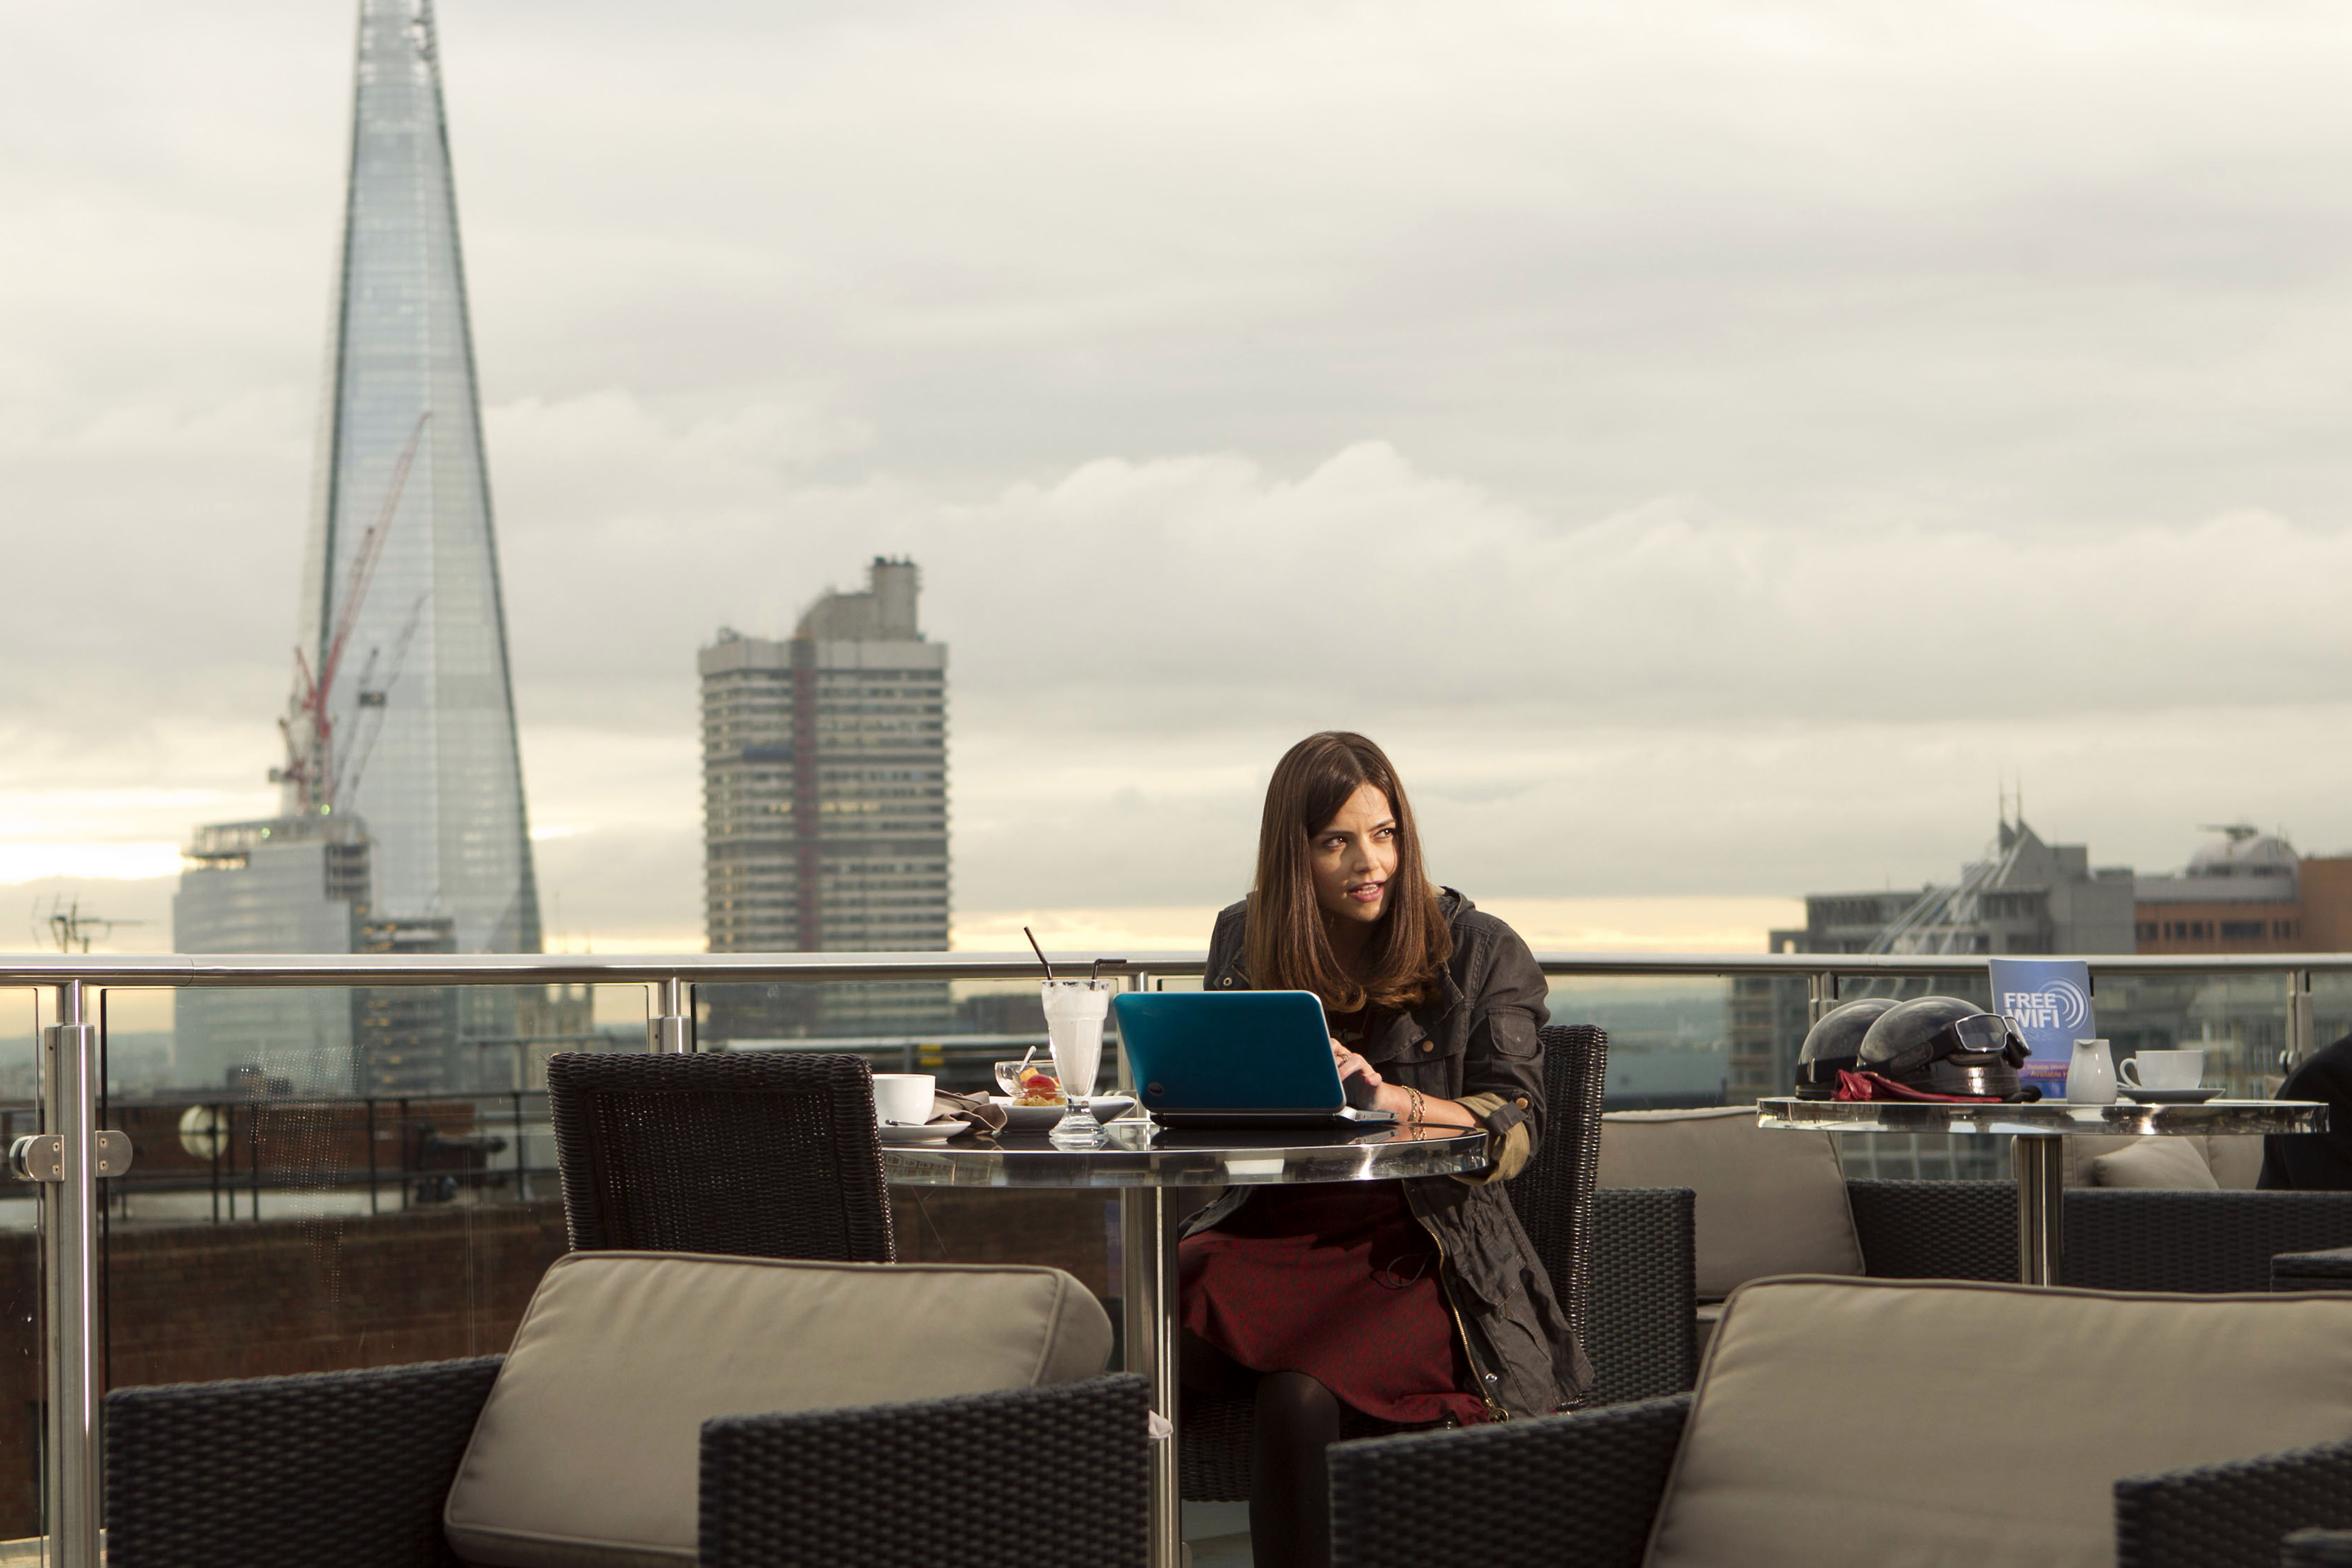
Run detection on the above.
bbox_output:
[796,557,922,642]
[2139,823,2300,904]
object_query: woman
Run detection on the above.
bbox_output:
[1179,731,1589,1568]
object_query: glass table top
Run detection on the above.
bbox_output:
[1755,1096,2328,1138]
[882,1120,1491,1188]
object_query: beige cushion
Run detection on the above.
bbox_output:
[1646,1276,2352,1568]
[2207,1135,2264,1190]
[1598,1107,1863,1298]
[2088,1136,2220,1191]
[2060,1133,2139,1187]
[443,1253,1112,1568]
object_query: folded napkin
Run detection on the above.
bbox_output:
[924,1088,1007,1136]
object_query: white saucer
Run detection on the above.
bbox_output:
[878,1122,959,1144]
[2117,1087,2221,1105]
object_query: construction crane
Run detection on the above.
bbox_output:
[335,589,429,811]
[272,410,430,817]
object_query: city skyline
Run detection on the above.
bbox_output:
[9,2,2352,967]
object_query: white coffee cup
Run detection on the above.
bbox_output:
[2118,1049,2204,1092]
[871,1073,937,1127]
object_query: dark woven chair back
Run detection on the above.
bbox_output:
[548,1051,894,1263]
[1506,1024,1609,1349]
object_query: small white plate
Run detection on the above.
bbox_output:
[878,1122,959,1144]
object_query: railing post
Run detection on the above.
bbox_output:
[1808,971,1838,1026]
[647,978,693,1054]
[41,981,101,1568]
[1121,970,1152,1093]
[2288,969,2315,1076]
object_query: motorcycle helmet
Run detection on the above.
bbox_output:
[1793,997,1898,1098]
[1855,995,2031,1099]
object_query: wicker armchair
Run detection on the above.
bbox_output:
[1329,1393,2352,1568]
[547,1049,895,1262]
[2283,1529,2352,1566]
[104,1361,1149,1568]
[2068,1189,2352,1293]
[2274,1245,2352,1292]
[1581,1178,2352,1408]
[1504,1024,1611,1352]
[1584,1187,1697,1405]
[703,1376,1150,1568]
[1848,1179,2352,1292]
[1176,1024,1611,1503]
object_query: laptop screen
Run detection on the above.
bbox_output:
[1113,991,1348,1113]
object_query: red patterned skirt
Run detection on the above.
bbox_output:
[1178,1180,1488,1427]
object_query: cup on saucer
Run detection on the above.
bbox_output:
[2119,1049,2204,1093]
[872,1073,936,1127]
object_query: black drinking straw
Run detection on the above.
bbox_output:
[1023,926,1055,981]
[1016,928,1056,1078]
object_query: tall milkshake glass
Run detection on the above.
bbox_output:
[1042,979,1112,1147]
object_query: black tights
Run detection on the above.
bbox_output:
[1181,1331,1344,1568]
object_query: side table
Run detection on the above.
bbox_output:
[1757,1098,2328,1285]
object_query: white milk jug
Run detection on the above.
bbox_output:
[2066,1038,2117,1105]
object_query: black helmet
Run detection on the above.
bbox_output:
[1793,997,1897,1098]
[1856,996,2031,1099]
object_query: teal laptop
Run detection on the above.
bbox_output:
[1112,990,1398,1128]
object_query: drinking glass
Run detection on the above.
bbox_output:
[1042,979,1112,1146]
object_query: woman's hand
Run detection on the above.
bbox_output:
[1332,1039,1384,1089]
[1334,1038,1479,1127]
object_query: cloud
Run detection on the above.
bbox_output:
[494,401,2352,735]
[489,402,2352,916]
[8,0,2352,948]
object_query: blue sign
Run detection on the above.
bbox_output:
[1989,957,2094,1098]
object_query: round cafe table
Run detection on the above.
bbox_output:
[1755,1097,2328,1287]
[886,1119,1491,1568]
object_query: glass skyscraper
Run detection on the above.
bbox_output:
[295,0,540,956]
[176,0,537,1092]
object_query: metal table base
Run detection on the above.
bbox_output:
[889,1121,1490,1568]
[2014,1133,2065,1285]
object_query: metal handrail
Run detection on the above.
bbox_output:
[6,946,2352,985]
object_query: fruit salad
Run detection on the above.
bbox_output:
[1012,1068,1064,1107]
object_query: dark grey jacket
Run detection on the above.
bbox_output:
[1182,889,1592,1420]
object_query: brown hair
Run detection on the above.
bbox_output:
[1245,732,1453,1013]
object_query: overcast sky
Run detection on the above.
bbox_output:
[6,0,2352,956]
